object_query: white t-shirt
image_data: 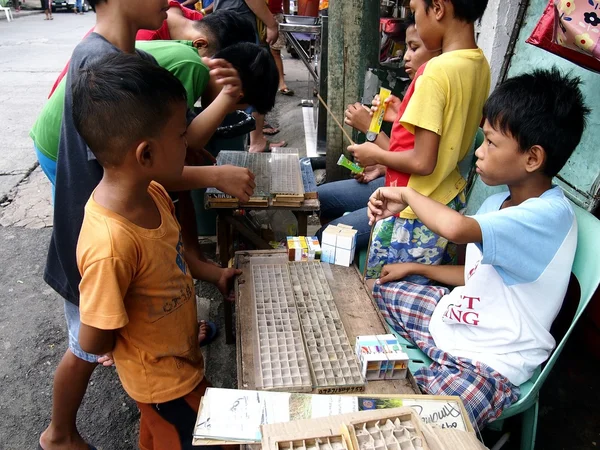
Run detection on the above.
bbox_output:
[429,186,577,386]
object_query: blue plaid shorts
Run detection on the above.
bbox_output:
[373,280,520,429]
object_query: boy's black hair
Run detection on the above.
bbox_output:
[483,67,590,178]
[87,0,104,12]
[424,0,488,23]
[406,13,415,27]
[194,10,256,52]
[214,43,278,115]
[72,53,187,167]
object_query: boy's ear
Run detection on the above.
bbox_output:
[135,140,154,168]
[193,38,209,50]
[525,145,547,174]
[430,0,447,21]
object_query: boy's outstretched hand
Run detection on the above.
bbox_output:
[215,165,256,202]
[202,57,242,101]
[367,187,409,225]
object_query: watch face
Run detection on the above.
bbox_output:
[366,131,377,142]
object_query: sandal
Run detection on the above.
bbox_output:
[198,320,218,347]
[278,88,295,96]
[263,122,280,136]
[249,140,287,154]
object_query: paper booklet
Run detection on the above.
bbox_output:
[193,388,470,443]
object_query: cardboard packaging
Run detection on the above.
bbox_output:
[287,236,322,262]
[355,334,409,381]
[320,225,357,267]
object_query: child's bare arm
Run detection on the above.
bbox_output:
[349,127,438,175]
[377,262,465,286]
[79,323,115,356]
[186,58,242,152]
[368,187,482,244]
[162,165,256,202]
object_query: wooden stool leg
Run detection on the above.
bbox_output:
[217,213,235,344]
[294,212,308,236]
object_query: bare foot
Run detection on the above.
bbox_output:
[39,429,89,450]
[248,137,287,153]
[197,320,208,345]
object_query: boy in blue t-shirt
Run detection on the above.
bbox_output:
[366,68,590,428]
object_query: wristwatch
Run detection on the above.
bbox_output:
[366,131,378,142]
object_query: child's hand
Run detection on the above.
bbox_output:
[377,263,418,284]
[202,57,242,101]
[216,267,242,299]
[215,165,256,203]
[97,353,114,367]
[371,94,401,123]
[354,165,384,184]
[367,187,408,224]
[348,142,382,167]
[344,102,372,134]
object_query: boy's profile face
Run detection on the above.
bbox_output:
[475,120,531,187]
[409,0,443,52]
[149,101,188,184]
[403,25,440,79]
[129,0,170,32]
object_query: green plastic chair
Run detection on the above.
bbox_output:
[381,203,600,450]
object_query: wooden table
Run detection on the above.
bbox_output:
[234,249,419,395]
[213,199,320,344]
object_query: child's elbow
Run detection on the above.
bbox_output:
[413,159,436,176]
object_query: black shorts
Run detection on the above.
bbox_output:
[41,0,49,9]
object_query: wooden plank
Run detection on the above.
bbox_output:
[235,250,419,394]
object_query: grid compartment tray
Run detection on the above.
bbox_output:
[252,261,313,392]
[289,262,366,393]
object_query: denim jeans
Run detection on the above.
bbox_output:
[316,176,384,250]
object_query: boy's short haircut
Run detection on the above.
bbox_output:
[483,67,590,178]
[194,10,256,52]
[72,52,187,167]
[215,43,278,115]
[87,0,104,11]
[406,12,415,27]
[424,0,488,23]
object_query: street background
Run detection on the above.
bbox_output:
[1,10,599,450]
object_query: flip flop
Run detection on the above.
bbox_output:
[262,122,280,136]
[198,320,218,347]
[278,88,295,96]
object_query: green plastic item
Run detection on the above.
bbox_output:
[337,154,364,174]
[382,204,600,449]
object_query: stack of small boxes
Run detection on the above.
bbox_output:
[320,224,358,267]
[355,334,409,381]
[287,236,322,262]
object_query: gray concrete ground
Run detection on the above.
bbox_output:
[0,11,315,449]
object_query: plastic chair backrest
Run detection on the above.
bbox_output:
[526,204,600,395]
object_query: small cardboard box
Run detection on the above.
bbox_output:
[334,229,357,267]
[306,236,322,260]
[321,225,341,264]
[287,236,309,261]
[355,334,409,380]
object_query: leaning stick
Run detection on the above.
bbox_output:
[316,93,356,146]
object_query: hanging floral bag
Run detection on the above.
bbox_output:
[526,0,600,73]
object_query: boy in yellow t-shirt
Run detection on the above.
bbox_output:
[349,0,491,283]
[72,52,224,450]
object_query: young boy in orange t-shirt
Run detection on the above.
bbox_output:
[73,53,221,450]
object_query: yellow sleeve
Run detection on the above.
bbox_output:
[400,74,446,136]
[79,257,135,330]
